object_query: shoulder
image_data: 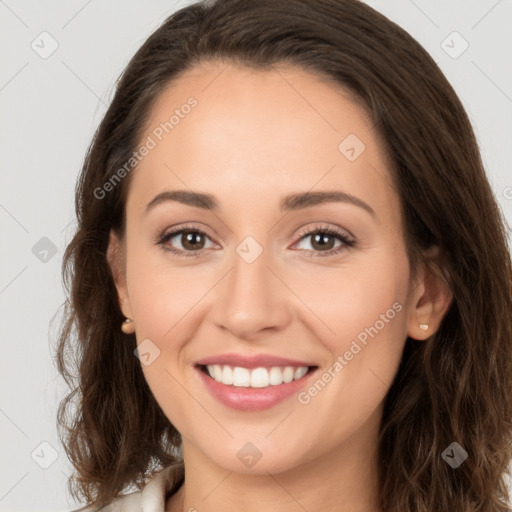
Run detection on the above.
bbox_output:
[69,462,185,512]
[70,490,142,512]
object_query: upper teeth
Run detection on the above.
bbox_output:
[206,365,309,388]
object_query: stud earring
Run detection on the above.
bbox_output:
[121,318,135,334]
[419,323,429,332]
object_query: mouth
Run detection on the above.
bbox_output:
[196,363,318,388]
[193,353,319,410]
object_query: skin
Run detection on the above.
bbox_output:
[107,60,453,512]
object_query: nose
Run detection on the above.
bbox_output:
[212,246,292,341]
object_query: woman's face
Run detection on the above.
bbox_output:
[109,61,426,474]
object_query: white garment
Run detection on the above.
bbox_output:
[71,462,184,512]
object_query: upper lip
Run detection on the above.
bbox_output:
[195,353,315,369]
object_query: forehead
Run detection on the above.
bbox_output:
[127,60,396,218]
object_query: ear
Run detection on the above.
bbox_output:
[406,245,453,340]
[106,229,133,320]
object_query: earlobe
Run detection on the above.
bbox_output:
[106,229,133,320]
[407,246,453,341]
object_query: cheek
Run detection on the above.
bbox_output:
[310,282,407,391]
[125,242,209,339]
[286,244,410,351]
[125,253,204,429]
[291,288,408,455]
[290,246,410,418]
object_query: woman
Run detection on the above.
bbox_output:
[57,0,512,511]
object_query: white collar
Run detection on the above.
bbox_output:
[141,462,185,512]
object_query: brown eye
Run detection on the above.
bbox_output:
[178,230,207,251]
[308,232,338,251]
[157,226,216,258]
[293,226,355,258]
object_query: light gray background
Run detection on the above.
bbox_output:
[1,1,511,510]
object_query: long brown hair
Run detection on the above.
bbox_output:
[55,0,512,510]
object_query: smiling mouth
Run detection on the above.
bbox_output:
[197,364,318,388]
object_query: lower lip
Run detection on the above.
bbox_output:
[195,366,317,411]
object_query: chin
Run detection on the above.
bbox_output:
[200,439,309,476]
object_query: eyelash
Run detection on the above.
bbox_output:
[155,223,356,259]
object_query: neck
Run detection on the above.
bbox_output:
[166,410,383,512]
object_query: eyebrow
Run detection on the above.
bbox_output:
[144,190,376,217]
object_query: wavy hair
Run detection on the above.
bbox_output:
[54,0,512,510]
